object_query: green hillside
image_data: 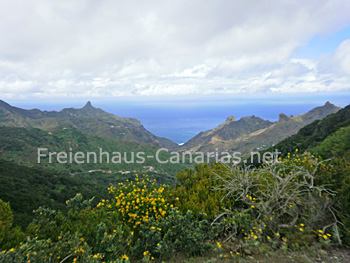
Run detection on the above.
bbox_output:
[0,158,108,228]
[0,126,187,175]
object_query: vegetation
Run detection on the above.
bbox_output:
[170,163,235,219]
[0,126,187,175]
[1,151,350,262]
[0,158,109,228]
[1,102,350,262]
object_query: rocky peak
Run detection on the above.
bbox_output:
[278,113,291,122]
[82,101,94,109]
[225,115,236,122]
[324,101,336,108]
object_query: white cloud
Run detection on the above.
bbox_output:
[332,39,350,74]
[0,0,350,98]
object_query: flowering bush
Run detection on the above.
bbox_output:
[100,174,175,231]
[95,174,216,260]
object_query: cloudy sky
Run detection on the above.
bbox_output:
[1,0,350,100]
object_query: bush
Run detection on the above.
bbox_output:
[131,208,215,260]
[212,152,340,248]
[101,174,175,231]
[171,163,235,219]
[315,152,350,245]
[0,233,100,263]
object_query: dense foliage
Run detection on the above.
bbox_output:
[0,159,108,228]
[1,175,214,262]
[2,151,349,262]
[171,163,235,219]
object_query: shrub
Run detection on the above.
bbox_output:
[101,174,175,231]
[171,163,235,219]
[0,232,100,263]
[131,208,215,260]
[212,151,340,248]
[315,152,350,244]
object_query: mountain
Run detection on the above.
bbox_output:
[0,100,177,149]
[263,103,350,159]
[180,102,341,156]
[181,115,273,152]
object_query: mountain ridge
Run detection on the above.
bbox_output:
[0,100,342,155]
[180,102,341,155]
[263,103,350,159]
[0,100,177,149]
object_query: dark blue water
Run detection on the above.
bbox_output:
[10,94,350,144]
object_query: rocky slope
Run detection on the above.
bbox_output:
[180,102,341,156]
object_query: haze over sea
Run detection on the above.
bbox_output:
[11,94,350,145]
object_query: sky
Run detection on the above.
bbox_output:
[1,0,350,100]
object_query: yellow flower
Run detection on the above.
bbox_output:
[217,242,222,248]
[121,254,129,259]
[299,228,303,232]
[251,205,255,208]
[323,235,328,239]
